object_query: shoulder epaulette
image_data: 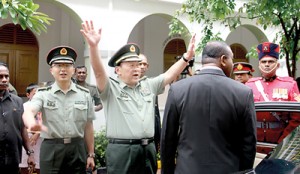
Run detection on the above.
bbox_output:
[76,84,90,93]
[247,77,262,83]
[86,83,97,88]
[109,77,119,84]
[37,86,51,91]
[139,76,147,81]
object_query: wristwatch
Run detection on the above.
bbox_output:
[87,153,95,158]
[182,54,189,62]
[26,149,34,156]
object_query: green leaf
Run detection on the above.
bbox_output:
[1,8,8,19]
[18,15,27,30]
[8,6,16,18]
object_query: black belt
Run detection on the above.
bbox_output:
[44,137,83,144]
[108,137,154,146]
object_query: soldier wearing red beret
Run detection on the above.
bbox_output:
[233,62,254,84]
[245,42,300,155]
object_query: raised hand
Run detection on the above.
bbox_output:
[185,34,196,61]
[80,20,102,48]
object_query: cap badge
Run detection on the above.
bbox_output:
[60,48,67,55]
[237,64,243,70]
[262,43,270,53]
[130,45,135,53]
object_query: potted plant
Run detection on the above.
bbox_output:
[94,128,108,174]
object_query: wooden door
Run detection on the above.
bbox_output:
[164,39,187,72]
[0,46,38,96]
[15,50,39,96]
[0,24,39,97]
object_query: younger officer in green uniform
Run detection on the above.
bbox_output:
[23,46,96,174]
[75,65,103,112]
[80,20,196,174]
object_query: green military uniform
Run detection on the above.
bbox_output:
[103,43,166,174]
[29,82,95,173]
[81,82,102,106]
[102,75,165,174]
[28,45,96,174]
[30,82,95,138]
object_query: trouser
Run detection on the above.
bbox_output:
[106,141,157,174]
[40,137,86,174]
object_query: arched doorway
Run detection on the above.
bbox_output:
[0,24,39,96]
[230,43,248,63]
[164,39,187,71]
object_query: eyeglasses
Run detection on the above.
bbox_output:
[51,64,73,69]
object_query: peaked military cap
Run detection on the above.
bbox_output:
[233,62,254,74]
[47,46,77,65]
[108,43,141,67]
[257,42,280,60]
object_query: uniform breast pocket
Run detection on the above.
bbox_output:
[74,104,88,121]
[43,104,59,122]
[142,96,152,103]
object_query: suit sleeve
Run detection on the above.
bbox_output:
[160,87,180,174]
[239,89,257,171]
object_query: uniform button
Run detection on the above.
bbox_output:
[264,130,266,133]
[263,119,266,121]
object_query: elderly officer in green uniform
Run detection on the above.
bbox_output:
[22,46,96,174]
[75,65,103,112]
[80,20,196,174]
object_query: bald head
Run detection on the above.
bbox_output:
[201,41,233,77]
[202,41,232,62]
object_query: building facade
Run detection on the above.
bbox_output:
[0,0,296,130]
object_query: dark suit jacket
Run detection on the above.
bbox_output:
[161,68,257,174]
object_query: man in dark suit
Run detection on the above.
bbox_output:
[160,41,257,174]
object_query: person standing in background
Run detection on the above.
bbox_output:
[0,62,35,174]
[20,83,42,174]
[245,42,300,154]
[75,65,103,112]
[161,41,257,174]
[233,62,254,84]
